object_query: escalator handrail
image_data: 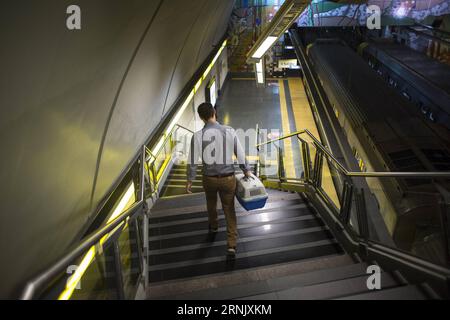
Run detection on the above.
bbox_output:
[257,129,450,178]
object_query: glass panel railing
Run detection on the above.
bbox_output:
[301,141,341,210]
[320,157,342,211]
[57,217,141,300]
[375,177,447,267]
[255,127,450,270]
[68,246,118,300]
[117,219,141,300]
[256,131,281,179]
[343,176,450,268]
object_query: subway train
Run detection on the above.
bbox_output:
[358,39,450,132]
[306,39,450,263]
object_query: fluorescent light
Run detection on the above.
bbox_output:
[256,59,265,84]
[209,80,217,107]
[256,60,263,73]
[203,39,228,80]
[252,36,278,59]
[165,89,195,136]
[257,73,264,84]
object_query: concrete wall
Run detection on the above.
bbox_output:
[0,0,234,298]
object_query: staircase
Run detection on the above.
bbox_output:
[160,164,204,198]
[145,164,439,300]
[229,31,254,73]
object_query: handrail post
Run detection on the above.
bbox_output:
[299,138,311,182]
[142,210,149,289]
[355,188,369,240]
[277,146,286,182]
[255,124,260,177]
[139,145,150,289]
[340,180,354,225]
[313,150,323,188]
[140,145,146,202]
[435,183,450,266]
[112,240,125,300]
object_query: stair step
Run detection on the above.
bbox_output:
[149,240,343,283]
[149,205,312,236]
[150,228,336,266]
[241,272,399,300]
[150,190,301,216]
[149,214,325,247]
[160,186,204,198]
[164,261,367,300]
[164,179,202,186]
[150,202,307,228]
[150,254,354,299]
[337,284,428,300]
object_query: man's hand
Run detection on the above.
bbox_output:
[186,181,193,194]
[244,170,253,180]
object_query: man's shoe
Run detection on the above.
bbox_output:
[227,247,236,256]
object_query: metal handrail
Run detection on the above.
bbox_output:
[257,129,450,178]
[146,124,194,162]
[21,201,144,300]
[257,127,450,296]
[174,124,195,134]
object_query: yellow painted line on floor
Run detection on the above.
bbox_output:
[288,79,340,209]
[278,80,296,178]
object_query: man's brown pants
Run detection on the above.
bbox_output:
[202,175,237,248]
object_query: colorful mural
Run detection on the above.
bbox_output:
[297,0,450,27]
[228,0,450,72]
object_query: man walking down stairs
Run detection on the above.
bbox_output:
[150,171,438,300]
[186,102,252,257]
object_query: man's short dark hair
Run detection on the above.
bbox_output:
[197,103,215,121]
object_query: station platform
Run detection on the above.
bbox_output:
[219,77,339,206]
